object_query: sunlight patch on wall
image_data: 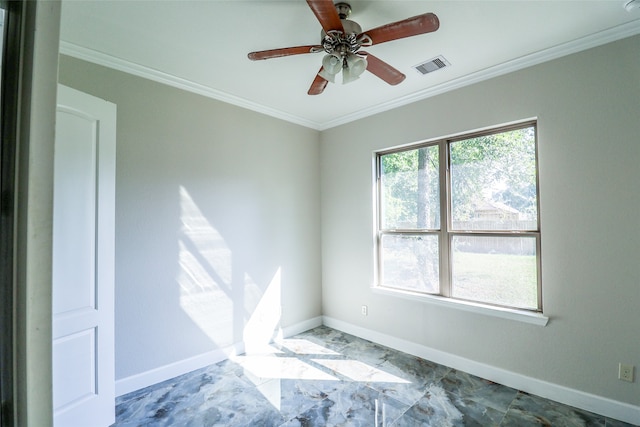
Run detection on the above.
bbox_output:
[243,268,283,354]
[178,186,236,345]
[177,240,233,344]
[177,186,281,349]
[179,186,232,283]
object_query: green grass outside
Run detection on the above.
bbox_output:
[452,251,538,310]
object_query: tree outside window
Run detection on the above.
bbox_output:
[376,122,541,311]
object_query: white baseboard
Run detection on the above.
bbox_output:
[115,342,244,397]
[322,316,640,425]
[282,316,323,337]
[115,316,323,397]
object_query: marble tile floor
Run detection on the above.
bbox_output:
[114,326,637,427]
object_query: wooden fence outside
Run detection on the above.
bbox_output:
[452,220,537,255]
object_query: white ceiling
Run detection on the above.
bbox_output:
[60,1,640,130]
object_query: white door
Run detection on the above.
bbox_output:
[52,85,116,427]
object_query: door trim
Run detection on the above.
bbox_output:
[1,1,24,425]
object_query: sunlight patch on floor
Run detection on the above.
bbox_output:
[233,356,338,382]
[312,359,411,384]
[279,339,340,356]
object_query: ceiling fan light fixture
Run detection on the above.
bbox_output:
[624,0,640,11]
[318,67,336,83]
[347,54,367,76]
[322,53,343,74]
[342,67,358,84]
[342,53,367,84]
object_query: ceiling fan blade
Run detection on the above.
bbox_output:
[306,0,344,33]
[308,68,329,95]
[361,52,406,86]
[248,45,323,61]
[360,13,439,46]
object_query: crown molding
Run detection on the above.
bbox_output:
[60,20,640,131]
[58,41,325,131]
[319,19,640,130]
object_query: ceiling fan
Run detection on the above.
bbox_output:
[248,0,440,95]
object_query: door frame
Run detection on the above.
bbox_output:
[10,2,61,426]
[1,1,25,425]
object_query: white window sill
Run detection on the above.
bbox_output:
[372,286,549,326]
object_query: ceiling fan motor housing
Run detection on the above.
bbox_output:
[335,2,352,19]
[321,25,362,56]
[341,19,362,35]
[320,16,363,56]
[320,1,360,42]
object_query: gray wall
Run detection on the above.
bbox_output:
[59,56,322,380]
[58,34,640,407]
[320,35,640,406]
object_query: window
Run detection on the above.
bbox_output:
[375,122,541,312]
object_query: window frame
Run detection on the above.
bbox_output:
[374,120,543,317]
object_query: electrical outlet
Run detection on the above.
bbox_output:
[361,305,368,316]
[618,363,634,382]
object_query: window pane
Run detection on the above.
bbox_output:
[380,234,439,294]
[380,145,439,230]
[450,127,537,231]
[451,235,538,310]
